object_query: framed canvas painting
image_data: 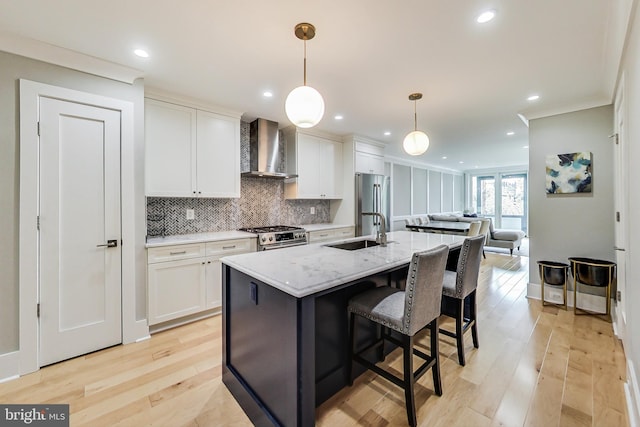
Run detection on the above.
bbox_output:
[545,152,592,194]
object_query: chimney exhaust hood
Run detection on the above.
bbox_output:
[242,118,297,179]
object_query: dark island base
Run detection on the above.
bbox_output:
[222,247,461,426]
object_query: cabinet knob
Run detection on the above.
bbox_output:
[198,191,202,194]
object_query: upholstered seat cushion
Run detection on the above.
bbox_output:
[441,270,458,298]
[348,287,405,332]
[492,229,525,241]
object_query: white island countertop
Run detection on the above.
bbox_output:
[221,231,465,298]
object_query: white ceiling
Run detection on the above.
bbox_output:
[0,0,621,171]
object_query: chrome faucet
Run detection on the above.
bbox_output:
[362,212,387,247]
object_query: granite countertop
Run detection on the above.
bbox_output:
[146,230,257,248]
[301,223,354,232]
[221,230,465,298]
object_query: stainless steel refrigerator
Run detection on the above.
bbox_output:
[355,173,391,237]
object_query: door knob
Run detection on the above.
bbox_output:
[96,239,118,248]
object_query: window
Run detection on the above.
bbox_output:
[471,171,527,234]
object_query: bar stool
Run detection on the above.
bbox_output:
[568,257,616,316]
[347,245,449,427]
[537,261,569,310]
[439,235,485,366]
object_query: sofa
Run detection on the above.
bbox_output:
[424,212,526,256]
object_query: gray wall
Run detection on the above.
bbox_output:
[0,51,146,355]
[528,105,614,286]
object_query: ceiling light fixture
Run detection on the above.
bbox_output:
[402,93,429,156]
[477,10,496,23]
[506,131,515,136]
[384,131,391,136]
[133,49,149,58]
[263,91,273,98]
[334,115,343,120]
[285,23,325,128]
[527,94,540,101]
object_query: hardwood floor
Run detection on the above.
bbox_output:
[0,253,629,426]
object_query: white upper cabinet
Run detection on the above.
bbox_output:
[145,100,196,197]
[196,110,240,198]
[354,139,385,175]
[284,128,343,199]
[145,98,240,198]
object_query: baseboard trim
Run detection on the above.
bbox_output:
[0,351,19,383]
[526,282,609,312]
[123,319,150,345]
[626,360,640,427]
[149,308,220,334]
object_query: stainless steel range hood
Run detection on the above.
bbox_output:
[242,118,297,179]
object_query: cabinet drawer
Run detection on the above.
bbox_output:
[308,230,335,243]
[148,243,206,264]
[333,227,355,239]
[206,238,254,256]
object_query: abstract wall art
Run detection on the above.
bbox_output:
[545,152,592,194]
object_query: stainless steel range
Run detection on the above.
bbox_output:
[239,225,307,251]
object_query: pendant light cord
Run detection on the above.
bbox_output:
[414,100,418,131]
[303,39,307,86]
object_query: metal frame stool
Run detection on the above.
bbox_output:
[537,260,569,310]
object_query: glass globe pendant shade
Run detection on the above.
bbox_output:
[285,85,325,128]
[403,130,430,156]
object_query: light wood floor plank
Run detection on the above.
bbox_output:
[0,252,628,426]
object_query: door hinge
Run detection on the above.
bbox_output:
[37,121,40,136]
[37,215,40,230]
[616,212,620,222]
[617,291,622,302]
[37,303,40,318]
[609,133,619,144]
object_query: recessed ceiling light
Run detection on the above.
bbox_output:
[459,161,464,164]
[527,95,540,101]
[334,115,343,120]
[263,91,273,98]
[477,10,496,24]
[475,165,479,168]
[133,49,149,58]
[523,145,529,149]
[506,131,515,136]
[384,131,391,136]
[442,156,447,160]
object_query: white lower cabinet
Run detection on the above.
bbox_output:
[148,257,207,325]
[147,237,256,326]
[307,226,355,243]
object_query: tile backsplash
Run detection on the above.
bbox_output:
[146,121,330,236]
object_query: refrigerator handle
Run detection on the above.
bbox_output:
[374,184,380,226]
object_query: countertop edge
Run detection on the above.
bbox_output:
[146,230,257,248]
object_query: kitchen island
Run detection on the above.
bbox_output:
[221,231,465,426]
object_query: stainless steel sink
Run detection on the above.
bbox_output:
[325,239,382,251]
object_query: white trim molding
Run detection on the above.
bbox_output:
[626,360,640,427]
[18,79,147,377]
[526,282,609,313]
[0,32,143,84]
[0,352,19,383]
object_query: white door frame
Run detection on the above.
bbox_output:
[613,73,629,344]
[19,79,141,375]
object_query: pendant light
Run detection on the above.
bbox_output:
[285,23,325,128]
[403,93,430,156]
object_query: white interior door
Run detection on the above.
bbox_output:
[614,94,628,343]
[39,97,122,366]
